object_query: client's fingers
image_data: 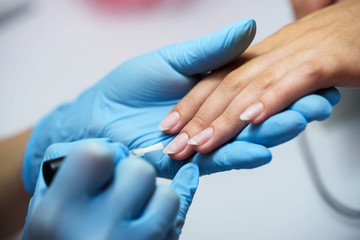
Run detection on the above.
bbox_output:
[236,89,337,147]
[243,59,330,125]
[182,45,308,155]
[158,18,257,133]
[159,67,230,134]
[162,36,305,159]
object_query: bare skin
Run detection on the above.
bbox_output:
[291,0,347,19]
[0,130,32,239]
[160,0,360,160]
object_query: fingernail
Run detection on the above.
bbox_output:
[158,111,180,131]
[163,133,189,154]
[240,102,264,121]
[188,127,213,146]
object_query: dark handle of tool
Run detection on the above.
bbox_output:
[42,157,65,186]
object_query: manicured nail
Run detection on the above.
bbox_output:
[240,102,264,121]
[163,133,189,154]
[188,127,213,146]
[158,111,180,131]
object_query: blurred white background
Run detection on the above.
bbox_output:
[1,0,360,239]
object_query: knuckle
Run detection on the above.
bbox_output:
[282,22,295,31]
[176,94,200,112]
[302,61,323,82]
[222,72,245,91]
[275,22,295,36]
[122,158,156,180]
[251,74,273,91]
[220,111,236,127]
[188,115,209,131]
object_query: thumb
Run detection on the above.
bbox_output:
[160,19,256,76]
[43,138,128,163]
[165,163,199,239]
[42,139,129,187]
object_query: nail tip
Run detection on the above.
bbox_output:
[163,148,175,154]
[240,114,250,121]
[158,125,169,131]
[187,139,198,145]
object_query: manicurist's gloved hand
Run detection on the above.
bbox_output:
[23,139,199,240]
[23,18,340,196]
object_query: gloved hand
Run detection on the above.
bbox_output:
[23,19,256,194]
[23,139,199,240]
[23,18,341,195]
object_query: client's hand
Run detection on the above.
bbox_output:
[160,0,357,159]
[23,140,199,240]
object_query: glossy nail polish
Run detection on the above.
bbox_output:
[163,132,189,154]
[188,127,213,146]
[158,111,180,131]
[240,102,264,121]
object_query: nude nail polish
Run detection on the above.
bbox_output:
[240,102,264,121]
[163,132,189,154]
[188,127,213,146]
[158,111,180,131]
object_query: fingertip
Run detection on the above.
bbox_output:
[158,111,180,133]
[232,142,272,168]
[189,144,213,154]
[159,122,184,135]
[239,102,265,125]
[212,142,272,171]
[157,185,180,207]
[134,185,179,239]
[144,185,179,213]
[290,94,333,122]
[237,110,308,147]
[187,127,213,148]
[250,115,268,125]
[231,18,256,45]
[117,157,156,181]
[218,19,256,61]
[315,87,341,106]
[167,145,195,161]
[163,132,189,156]
[172,163,199,189]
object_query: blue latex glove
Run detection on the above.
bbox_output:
[23,19,256,194]
[23,139,199,240]
[23,18,341,195]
